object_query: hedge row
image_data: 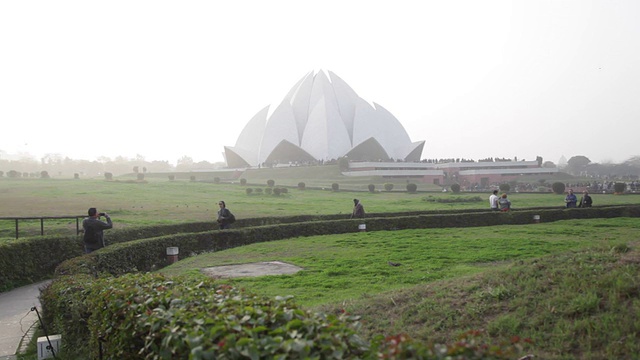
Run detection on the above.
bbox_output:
[3,206,639,292]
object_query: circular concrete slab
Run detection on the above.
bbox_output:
[201,261,303,278]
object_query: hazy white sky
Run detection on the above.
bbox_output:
[1,1,638,165]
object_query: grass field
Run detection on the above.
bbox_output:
[2,176,639,238]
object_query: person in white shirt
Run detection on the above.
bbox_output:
[489,190,499,211]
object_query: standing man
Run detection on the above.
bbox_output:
[579,190,593,207]
[565,189,578,208]
[82,208,113,253]
[489,190,500,211]
[351,199,365,218]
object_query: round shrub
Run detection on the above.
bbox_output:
[406,183,418,193]
[451,183,461,193]
[265,187,273,195]
[280,187,288,194]
[298,182,306,190]
[245,188,253,195]
[104,172,113,181]
[189,175,196,182]
[255,188,263,194]
[368,184,375,193]
[168,175,175,181]
[552,182,565,194]
[213,177,221,184]
[273,188,282,196]
[267,179,275,187]
[499,183,510,192]
[240,178,247,186]
[331,183,339,191]
[614,182,627,194]
[384,183,394,191]
[136,173,145,181]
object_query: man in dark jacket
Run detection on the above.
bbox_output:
[579,191,593,207]
[82,207,113,253]
[351,199,365,219]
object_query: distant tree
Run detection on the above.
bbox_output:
[567,156,591,174]
[552,182,565,194]
[267,179,275,187]
[368,184,375,193]
[384,183,394,191]
[74,173,80,179]
[168,175,175,181]
[190,175,196,182]
[245,188,253,195]
[331,183,339,191]
[214,177,221,184]
[406,183,417,193]
[499,183,510,192]
[451,183,461,193]
[142,167,147,173]
[298,182,306,190]
[536,156,543,167]
[338,157,350,171]
[136,173,145,181]
[542,161,556,168]
[614,182,627,194]
[240,178,247,186]
[40,170,50,179]
[104,172,113,181]
[7,170,19,178]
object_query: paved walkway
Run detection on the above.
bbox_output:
[0,281,51,359]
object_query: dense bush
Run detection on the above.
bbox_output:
[255,188,263,194]
[273,187,282,196]
[245,188,253,195]
[332,183,340,191]
[451,183,461,193]
[214,176,221,184]
[168,175,175,181]
[368,184,375,193]
[240,178,247,186]
[190,175,196,182]
[384,183,394,191]
[136,173,145,181]
[552,182,565,194]
[74,173,80,179]
[40,171,50,179]
[265,187,273,195]
[614,182,627,194]
[499,183,510,192]
[424,196,483,203]
[280,187,288,194]
[267,179,275,187]
[298,182,306,190]
[406,183,418,193]
[104,172,113,181]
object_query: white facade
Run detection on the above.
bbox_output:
[224,70,425,167]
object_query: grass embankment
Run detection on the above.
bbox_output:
[160,217,640,359]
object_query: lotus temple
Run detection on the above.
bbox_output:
[224,70,425,168]
[223,70,557,185]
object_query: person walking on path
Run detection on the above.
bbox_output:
[565,189,578,208]
[82,208,113,253]
[579,190,593,207]
[489,190,500,211]
[351,199,365,219]
[217,201,235,230]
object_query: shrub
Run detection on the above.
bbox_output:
[499,183,510,192]
[0,171,3,177]
[368,184,375,192]
[190,175,196,182]
[280,187,288,194]
[40,171,50,179]
[406,183,418,193]
[552,182,565,194]
[213,177,221,184]
[245,188,253,195]
[168,175,175,181]
[74,173,80,179]
[384,183,394,191]
[298,182,306,190]
[265,187,273,195]
[104,172,113,181]
[255,188,263,194]
[240,178,247,186]
[273,188,282,196]
[614,182,627,194]
[451,183,461,193]
[267,179,275,187]
[136,173,145,181]
[331,183,339,191]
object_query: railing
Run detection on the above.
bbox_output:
[0,216,85,239]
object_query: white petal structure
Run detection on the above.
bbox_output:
[224,70,425,167]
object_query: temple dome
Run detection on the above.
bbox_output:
[224,70,425,167]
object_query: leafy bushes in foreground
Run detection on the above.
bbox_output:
[41,273,528,359]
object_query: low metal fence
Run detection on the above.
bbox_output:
[0,216,85,239]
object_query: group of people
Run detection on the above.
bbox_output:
[489,188,593,212]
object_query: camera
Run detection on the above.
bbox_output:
[99,212,106,217]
